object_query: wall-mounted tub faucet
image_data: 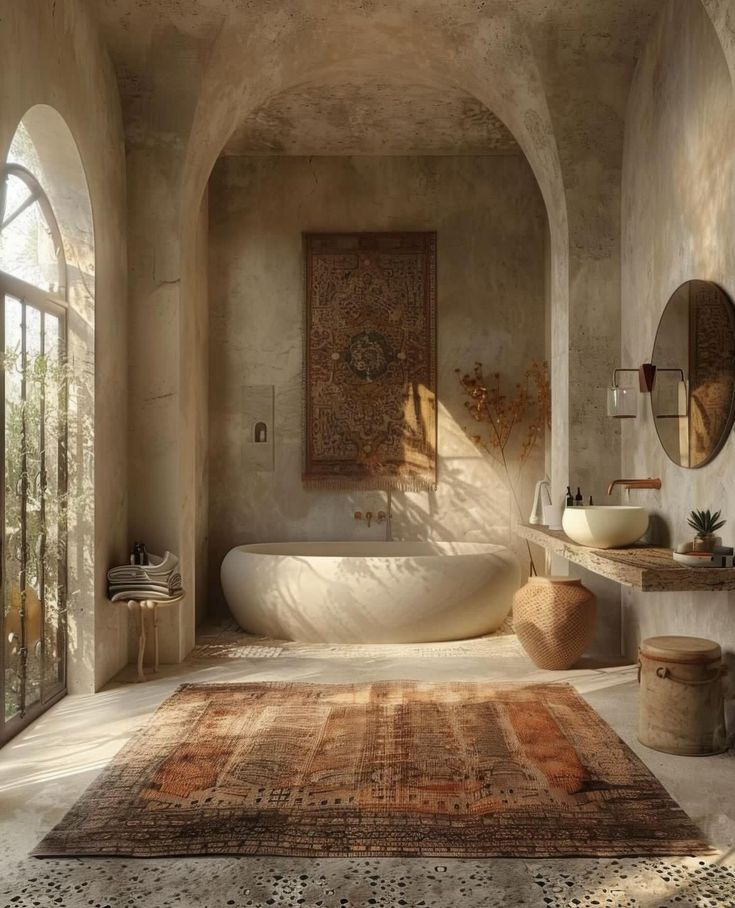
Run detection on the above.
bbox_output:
[353,490,393,540]
[354,510,374,528]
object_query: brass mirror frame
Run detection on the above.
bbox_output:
[651,279,735,469]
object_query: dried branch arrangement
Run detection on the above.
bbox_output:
[456,360,551,572]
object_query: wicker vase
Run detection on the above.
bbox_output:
[513,576,597,670]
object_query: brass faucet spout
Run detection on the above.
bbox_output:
[607,478,662,496]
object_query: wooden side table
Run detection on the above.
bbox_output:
[123,595,185,682]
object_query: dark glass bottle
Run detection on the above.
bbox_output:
[566,486,574,507]
[575,487,583,507]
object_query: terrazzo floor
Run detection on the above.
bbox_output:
[1,629,734,907]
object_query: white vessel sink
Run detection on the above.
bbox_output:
[561,506,648,549]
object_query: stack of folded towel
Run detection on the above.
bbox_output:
[108,551,183,602]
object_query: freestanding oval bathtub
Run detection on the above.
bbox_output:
[220,541,520,644]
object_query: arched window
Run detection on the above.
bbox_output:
[0,163,67,295]
[0,121,69,745]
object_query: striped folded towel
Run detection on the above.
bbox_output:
[108,552,183,602]
[107,551,179,583]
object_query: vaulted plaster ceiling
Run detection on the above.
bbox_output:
[87,0,661,162]
[89,2,522,157]
[87,0,665,165]
[223,81,520,156]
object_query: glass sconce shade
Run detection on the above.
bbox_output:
[607,385,638,418]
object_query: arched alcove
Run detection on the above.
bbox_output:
[198,63,552,613]
[121,1,571,652]
[0,105,95,740]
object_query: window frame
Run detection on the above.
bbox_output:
[0,162,69,746]
[0,163,68,298]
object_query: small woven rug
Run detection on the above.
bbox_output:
[34,681,710,858]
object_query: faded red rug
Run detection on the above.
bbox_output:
[34,681,709,858]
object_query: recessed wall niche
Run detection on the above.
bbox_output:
[243,385,274,472]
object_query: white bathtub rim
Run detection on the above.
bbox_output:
[227,541,516,560]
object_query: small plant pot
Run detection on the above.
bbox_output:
[692,534,720,553]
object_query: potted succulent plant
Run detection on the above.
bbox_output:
[687,509,726,552]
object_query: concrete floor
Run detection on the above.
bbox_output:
[1,630,734,907]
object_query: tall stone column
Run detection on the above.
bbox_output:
[126,138,192,663]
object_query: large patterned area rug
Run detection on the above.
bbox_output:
[34,681,710,859]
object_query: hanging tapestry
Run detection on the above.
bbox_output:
[303,232,437,491]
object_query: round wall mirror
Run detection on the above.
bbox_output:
[651,280,735,468]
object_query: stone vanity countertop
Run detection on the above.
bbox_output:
[518,524,735,592]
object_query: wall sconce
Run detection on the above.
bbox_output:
[607,364,687,419]
[607,365,656,419]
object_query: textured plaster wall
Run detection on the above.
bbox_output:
[0,0,128,692]
[193,190,210,627]
[207,155,547,616]
[524,4,665,514]
[622,0,735,658]
[124,24,214,663]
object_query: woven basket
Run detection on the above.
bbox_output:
[513,576,596,670]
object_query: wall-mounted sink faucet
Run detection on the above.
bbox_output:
[607,477,662,496]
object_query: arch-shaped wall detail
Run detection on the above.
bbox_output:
[125,1,573,658]
[182,17,568,580]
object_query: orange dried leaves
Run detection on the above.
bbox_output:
[456,360,550,465]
